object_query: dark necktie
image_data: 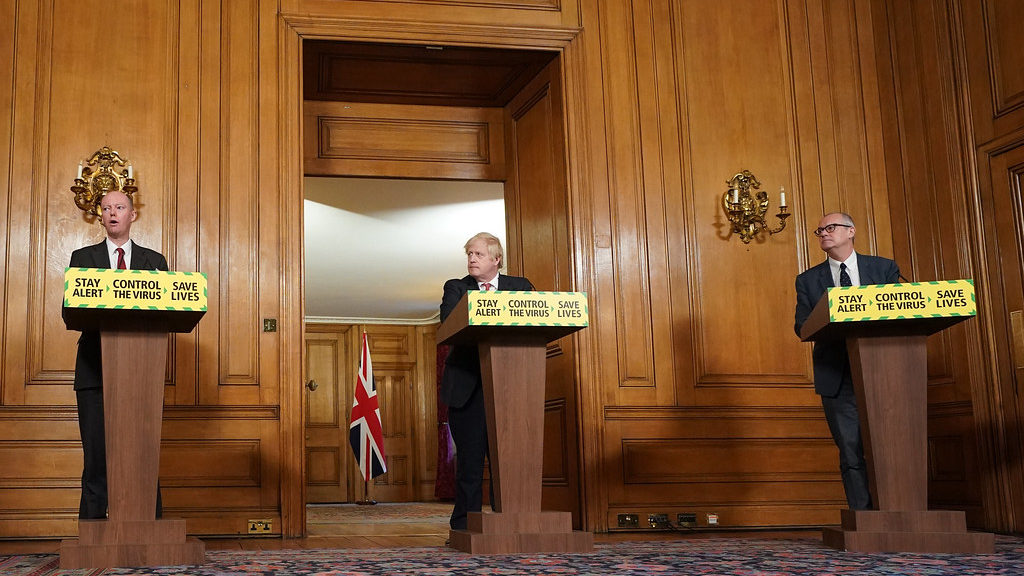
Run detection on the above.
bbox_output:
[116,247,126,270]
[839,263,852,287]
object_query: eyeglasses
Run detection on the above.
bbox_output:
[813,223,853,237]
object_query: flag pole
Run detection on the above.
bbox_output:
[356,477,376,506]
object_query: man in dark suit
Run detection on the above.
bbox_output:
[439,232,534,530]
[64,190,168,519]
[794,212,899,510]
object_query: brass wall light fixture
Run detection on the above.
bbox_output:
[70,146,137,216]
[722,169,790,243]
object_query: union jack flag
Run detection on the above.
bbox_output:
[349,332,387,482]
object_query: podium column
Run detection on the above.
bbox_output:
[59,330,205,568]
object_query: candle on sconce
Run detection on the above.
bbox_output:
[76,162,83,179]
[780,186,786,207]
[732,188,739,204]
[126,163,133,179]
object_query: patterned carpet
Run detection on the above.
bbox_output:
[2,536,1022,575]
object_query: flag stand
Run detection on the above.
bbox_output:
[355,478,376,505]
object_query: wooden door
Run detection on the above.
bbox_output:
[366,362,416,502]
[503,56,583,526]
[983,143,1024,518]
[304,327,354,503]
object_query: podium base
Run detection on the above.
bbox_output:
[822,510,994,553]
[60,519,206,568]
[448,511,593,554]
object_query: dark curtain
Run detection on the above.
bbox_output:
[434,344,456,499]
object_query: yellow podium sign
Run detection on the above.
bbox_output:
[64,268,208,311]
[828,279,974,323]
[466,291,588,327]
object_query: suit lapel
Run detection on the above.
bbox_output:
[815,261,833,296]
[86,241,109,268]
[859,256,881,285]
[131,244,148,270]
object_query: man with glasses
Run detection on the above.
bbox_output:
[794,212,900,510]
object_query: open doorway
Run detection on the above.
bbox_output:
[298,38,583,532]
[303,176,505,506]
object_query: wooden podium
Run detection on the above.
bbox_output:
[437,291,593,554]
[60,269,207,568]
[800,280,993,553]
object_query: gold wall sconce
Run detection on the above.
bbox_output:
[70,146,137,216]
[722,169,790,244]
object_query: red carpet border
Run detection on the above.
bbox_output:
[1,537,1022,575]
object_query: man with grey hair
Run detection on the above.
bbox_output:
[794,212,900,510]
[439,232,534,531]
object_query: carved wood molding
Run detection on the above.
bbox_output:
[282,15,579,49]
[621,438,839,484]
[604,406,825,420]
[160,439,262,487]
[356,0,561,10]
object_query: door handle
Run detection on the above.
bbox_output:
[306,379,318,391]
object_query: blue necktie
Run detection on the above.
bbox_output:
[839,263,852,287]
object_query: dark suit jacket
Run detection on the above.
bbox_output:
[794,253,900,396]
[64,240,169,391]
[439,273,534,409]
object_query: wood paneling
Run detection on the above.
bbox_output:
[4,0,1024,540]
[303,323,436,504]
[963,0,1024,143]
[503,57,584,525]
[972,136,1024,530]
[305,328,353,503]
[304,40,554,107]
[287,0,576,30]
[869,0,1001,529]
[0,0,287,538]
[304,100,505,180]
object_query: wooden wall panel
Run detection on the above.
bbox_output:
[586,0,891,531]
[304,101,505,180]
[161,409,282,536]
[678,0,805,406]
[17,0,176,407]
[218,0,262,393]
[602,408,843,529]
[967,133,1024,533]
[0,0,13,377]
[503,57,583,523]
[869,0,992,528]
[595,0,660,401]
[0,0,287,538]
[963,0,1024,143]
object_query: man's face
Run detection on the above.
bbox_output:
[465,239,500,282]
[100,191,136,240]
[816,213,855,255]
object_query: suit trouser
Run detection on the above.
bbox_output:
[76,388,163,519]
[820,372,872,510]
[446,384,492,530]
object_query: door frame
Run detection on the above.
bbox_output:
[277,14,598,537]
